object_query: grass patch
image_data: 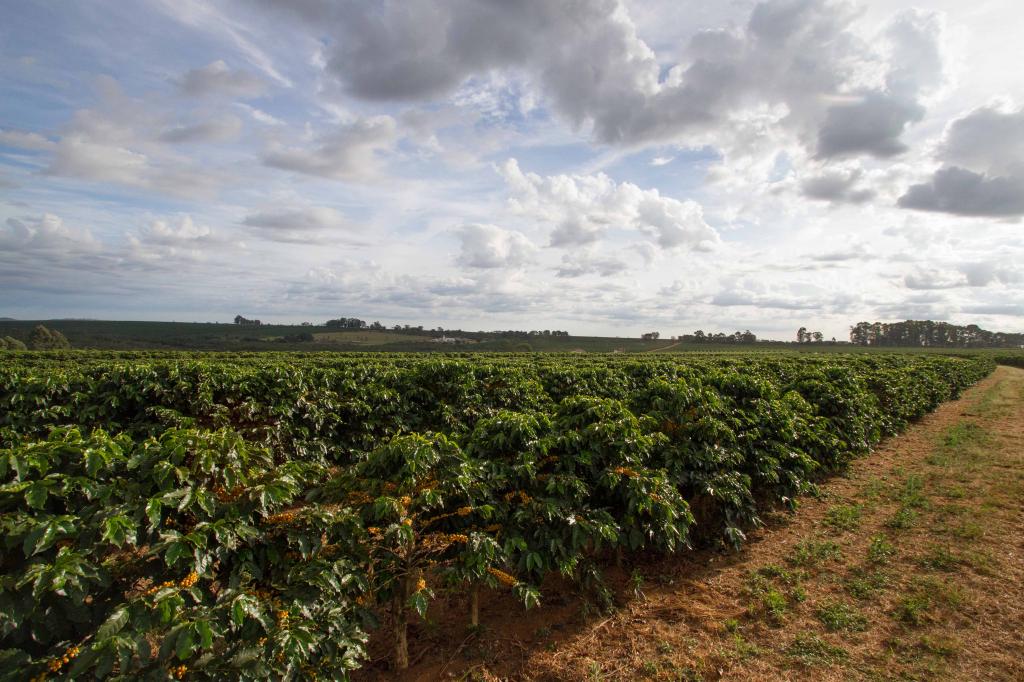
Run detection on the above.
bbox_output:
[894,577,963,626]
[824,504,862,533]
[816,601,868,632]
[928,422,990,467]
[785,632,847,666]
[896,474,929,509]
[894,591,933,626]
[917,634,960,658]
[754,564,805,585]
[867,534,896,565]
[940,484,967,499]
[948,520,983,541]
[746,566,808,624]
[918,545,962,572]
[861,477,887,501]
[746,580,789,624]
[886,506,918,530]
[845,568,889,600]
[726,632,762,660]
[787,540,842,568]
[941,422,988,449]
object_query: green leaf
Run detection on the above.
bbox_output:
[408,590,429,618]
[102,515,135,547]
[176,627,196,661]
[24,481,48,509]
[164,541,188,567]
[23,516,74,557]
[96,606,129,639]
[84,448,104,477]
[230,646,263,668]
[146,498,162,527]
[196,620,214,650]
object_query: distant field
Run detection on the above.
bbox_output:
[1,319,1022,357]
[0,319,696,352]
[313,330,436,344]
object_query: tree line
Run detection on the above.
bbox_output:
[797,327,831,343]
[850,320,1024,348]
[0,325,71,350]
[681,330,758,344]
[325,318,570,338]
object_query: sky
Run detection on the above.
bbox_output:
[1,0,1022,340]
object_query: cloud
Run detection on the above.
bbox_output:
[556,251,629,278]
[125,215,226,265]
[262,116,396,181]
[242,206,358,243]
[160,115,242,143]
[815,93,924,159]
[902,259,1022,290]
[48,135,149,186]
[812,8,947,159]
[800,166,875,203]
[0,214,126,296]
[499,158,718,250]
[958,260,1022,287]
[135,215,215,245]
[178,60,267,98]
[898,167,1024,217]
[454,223,536,269]
[0,214,99,256]
[884,8,949,96]
[898,104,1024,217]
[811,242,871,261]
[43,77,221,198]
[235,103,285,126]
[941,104,1024,176]
[0,129,54,150]
[709,278,859,313]
[254,0,948,158]
[960,302,1024,316]
[903,267,964,290]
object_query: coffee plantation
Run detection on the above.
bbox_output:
[0,351,995,679]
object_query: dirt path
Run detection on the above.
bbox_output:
[369,367,1024,681]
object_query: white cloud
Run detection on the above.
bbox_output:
[257,0,948,160]
[454,223,536,269]
[48,135,150,186]
[235,103,285,126]
[0,129,54,150]
[178,60,267,98]
[899,103,1024,217]
[556,250,630,278]
[262,116,397,181]
[0,213,99,255]
[136,215,215,245]
[42,77,222,198]
[242,207,360,244]
[125,215,225,264]
[800,165,876,204]
[160,115,242,144]
[499,158,718,250]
